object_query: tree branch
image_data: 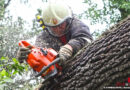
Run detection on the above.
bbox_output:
[4,0,11,9]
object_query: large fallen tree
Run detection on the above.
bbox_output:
[39,16,130,90]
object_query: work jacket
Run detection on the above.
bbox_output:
[35,18,93,54]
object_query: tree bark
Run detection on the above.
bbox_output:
[40,16,130,90]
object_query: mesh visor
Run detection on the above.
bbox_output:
[47,21,68,37]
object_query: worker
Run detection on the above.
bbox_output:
[17,1,93,68]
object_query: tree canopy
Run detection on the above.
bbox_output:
[83,0,130,25]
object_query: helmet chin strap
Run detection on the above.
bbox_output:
[47,17,74,37]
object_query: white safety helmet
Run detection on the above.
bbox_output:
[42,1,72,27]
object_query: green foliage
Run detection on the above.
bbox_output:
[0,16,27,58]
[109,0,130,20]
[0,0,11,20]
[83,0,130,25]
[82,0,130,39]
[0,56,28,89]
[0,0,5,20]
[92,29,103,40]
[0,13,41,89]
[0,0,43,88]
[0,15,41,58]
[0,0,48,89]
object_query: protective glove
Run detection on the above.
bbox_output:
[58,44,73,66]
[17,46,32,63]
[35,81,51,90]
[35,84,43,90]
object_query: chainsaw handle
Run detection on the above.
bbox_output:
[19,40,34,48]
[35,58,60,77]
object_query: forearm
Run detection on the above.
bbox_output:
[68,37,92,54]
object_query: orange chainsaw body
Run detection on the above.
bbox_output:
[19,40,61,77]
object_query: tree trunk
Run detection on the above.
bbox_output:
[40,16,130,90]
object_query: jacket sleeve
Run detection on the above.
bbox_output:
[68,18,93,54]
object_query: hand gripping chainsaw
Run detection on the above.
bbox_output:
[19,40,62,81]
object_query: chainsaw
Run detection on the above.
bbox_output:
[19,40,62,82]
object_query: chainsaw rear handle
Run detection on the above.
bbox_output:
[35,58,60,77]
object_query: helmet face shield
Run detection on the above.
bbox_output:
[47,21,68,37]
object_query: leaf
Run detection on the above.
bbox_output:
[0,69,7,76]
[12,58,19,64]
[3,77,13,83]
[17,65,25,72]
[0,56,8,61]
[12,70,18,75]
[24,64,28,71]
